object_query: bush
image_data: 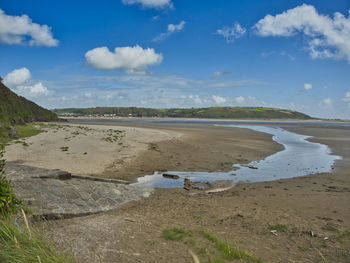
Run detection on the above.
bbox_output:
[0,145,21,216]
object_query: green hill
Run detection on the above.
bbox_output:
[54,106,312,119]
[0,80,57,125]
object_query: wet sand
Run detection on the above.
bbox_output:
[41,120,350,263]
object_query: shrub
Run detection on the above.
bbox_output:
[0,145,21,216]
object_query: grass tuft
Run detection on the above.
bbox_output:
[162,227,193,241]
[162,227,265,263]
[268,224,289,232]
[0,216,76,263]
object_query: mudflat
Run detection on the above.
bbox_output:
[8,120,349,262]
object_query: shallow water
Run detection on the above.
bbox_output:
[132,125,342,188]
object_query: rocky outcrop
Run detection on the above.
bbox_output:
[5,163,152,220]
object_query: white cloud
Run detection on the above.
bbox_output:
[304,83,312,90]
[3,67,31,87]
[235,96,245,104]
[153,21,186,42]
[0,9,58,46]
[212,95,226,104]
[122,0,173,9]
[342,91,350,107]
[85,45,163,72]
[3,68,50,97]
[253,4,350,62]
[320,98,332,108]
[217,22,246,43]
[17,82,50,97]
[212,71,231,78]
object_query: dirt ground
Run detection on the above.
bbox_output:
[41,121,350,263]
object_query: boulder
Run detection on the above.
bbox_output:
[8,128,18,139]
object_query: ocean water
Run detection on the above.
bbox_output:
[132,125,342,188]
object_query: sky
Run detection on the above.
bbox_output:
[0,0,350,119]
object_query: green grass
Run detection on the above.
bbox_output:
[0,123,43,145]
[338,230,350,238]
[60,147,69,152]
[0,216,76,263]
[14,123,42,138]
[298,246,307,252]
[162,227,265,263]
[162,227,193,241]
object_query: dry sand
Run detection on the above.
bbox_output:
[4,123,181,176]
[6,120,350,263]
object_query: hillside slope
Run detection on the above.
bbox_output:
[0,80,57,125]
[54,106,312,119]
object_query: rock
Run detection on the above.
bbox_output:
[57,171,72,180]
[184,178,191,190]
[8,128,18,139]
[162,173,180,180]
[8,163,153,220]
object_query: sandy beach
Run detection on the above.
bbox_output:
[5,120,350,263]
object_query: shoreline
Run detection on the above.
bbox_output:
[5,120,350,262]
[62,115,350,123]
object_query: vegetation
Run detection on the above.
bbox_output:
[162,227,193,241]
[60,146,69,152]
[54,106,312,120]
[0,216,76,263]
[0,144,76,262]
[0,123,43,145]
[162,227,265,263]
[0,80,57,145]
[0,145,21,217]
[0,81,57,125]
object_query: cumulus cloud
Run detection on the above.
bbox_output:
[216,22,246,43]
[17,82,49,97]
[3,68,50,97]
[153,21,186,42]
[212,95,226,104]
[342,91,350,107]
[234,96,245,104]
[253,4,350,62]
[85,45,163,72]
[122,0,173,9]
[304,83,312,90]
[3,67,31,87]
[0,9,58,46]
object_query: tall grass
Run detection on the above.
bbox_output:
[0,215,76,263]
[0,144,76,263]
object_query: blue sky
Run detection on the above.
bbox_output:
[0,0,350,119]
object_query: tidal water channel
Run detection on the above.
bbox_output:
[132,125,342,188]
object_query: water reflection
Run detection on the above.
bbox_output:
[132,125,342,188]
